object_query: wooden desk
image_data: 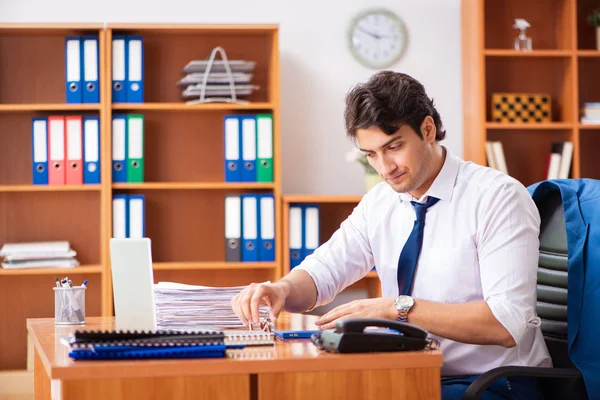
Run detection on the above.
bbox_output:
[28,317,443,400]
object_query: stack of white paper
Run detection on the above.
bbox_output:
[0,241,79,269]
[154,282,272,331]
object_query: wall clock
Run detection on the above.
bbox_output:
[348,9,408,69]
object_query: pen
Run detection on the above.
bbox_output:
[82,280,88,287]
[56,277,68,320]
[61,277,84,322]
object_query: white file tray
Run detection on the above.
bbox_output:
[184,46,256,105]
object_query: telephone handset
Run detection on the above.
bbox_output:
[310,318,434,353]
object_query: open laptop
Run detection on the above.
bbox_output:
[109,238,157,332]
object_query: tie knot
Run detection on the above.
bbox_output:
[410,196,439,221]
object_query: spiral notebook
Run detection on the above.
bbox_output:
[67,329,274,360]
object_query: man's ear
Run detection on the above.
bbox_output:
[420,116,436,143]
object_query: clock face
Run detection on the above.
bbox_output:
[348,9,408,69]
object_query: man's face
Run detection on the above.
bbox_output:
[356,119,436,196]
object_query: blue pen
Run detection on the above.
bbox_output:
[273,330,320,339]
[82,280,88,287]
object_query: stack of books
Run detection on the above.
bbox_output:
[485,141,508,175]
[580,103,600,125]
[545,141,574,180]
[0,241,79,269]
[154,282,273,331]
[177,59,260,103]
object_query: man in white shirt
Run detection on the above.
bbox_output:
[231,71,551,399]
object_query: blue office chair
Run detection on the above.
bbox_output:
[462,189,588,400]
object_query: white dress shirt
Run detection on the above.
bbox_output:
[296,147,552,376]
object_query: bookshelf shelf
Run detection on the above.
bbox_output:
[486,123,574,130]
[153,262,277,271]
[282,195,363,204]
[112,182,276,190]
[0,104,102,112]
[579,124,600,129]
[112,102,275,111]
[0,23,104,34]
[484,49,573,57]
[0,185,101,192]
[0,265,102,276]
[107,23,278,34]
[577,50,600,57]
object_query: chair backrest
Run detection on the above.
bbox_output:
[536,189,572,368]
[536,189,589,400]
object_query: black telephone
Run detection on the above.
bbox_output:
[310,318,432,353]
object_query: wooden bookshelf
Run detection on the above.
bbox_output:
[281,195,381,300]
[0,23,281,373]
[103,24,281,327]
[462,0,600,187]
[0,24,107,371]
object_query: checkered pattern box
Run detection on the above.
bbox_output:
[491,93,552,123]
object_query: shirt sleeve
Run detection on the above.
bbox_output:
[477,180,541,345]
[294,195,374,308]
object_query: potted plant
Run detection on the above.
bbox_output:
[588,8,600,51]
[345,147,383,192]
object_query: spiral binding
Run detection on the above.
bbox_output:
[70,340,225,350]
[73,329,224,342]
[224,331,274,347]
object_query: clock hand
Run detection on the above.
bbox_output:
[357,26,382,40]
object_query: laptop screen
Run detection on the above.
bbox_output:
[109,238,157,331]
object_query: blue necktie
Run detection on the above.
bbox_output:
[397,196,440,295]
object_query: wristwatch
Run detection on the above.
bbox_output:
[395,295,415,323]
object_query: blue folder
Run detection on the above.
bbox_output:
[65,37,82,103]
[126,36,144,103]
[31,117,48,185]
[83,116,100,184]
[81,36,100,103]
[112,36,128,103]
[224,115,242,182]
[69,344,226,360]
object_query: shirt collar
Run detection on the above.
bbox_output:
[399,146,460,204]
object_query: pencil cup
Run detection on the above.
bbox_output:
[54,286,86,325]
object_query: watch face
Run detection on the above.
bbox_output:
[396,295,414,309]
[348,8,408,69]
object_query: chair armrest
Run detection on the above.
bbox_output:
[461,366,582,400]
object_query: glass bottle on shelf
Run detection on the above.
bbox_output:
[513,18,532,51]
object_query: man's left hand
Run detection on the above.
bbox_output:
[314,297,397,330]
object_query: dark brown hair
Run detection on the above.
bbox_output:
[344,71,446,141]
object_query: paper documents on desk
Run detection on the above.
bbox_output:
[154,282,273,333]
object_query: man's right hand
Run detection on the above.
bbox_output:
[231,281,290,326]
